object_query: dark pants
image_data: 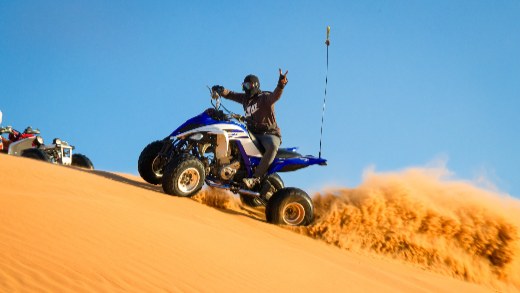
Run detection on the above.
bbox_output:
[253,134,281,178]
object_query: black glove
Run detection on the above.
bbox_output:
[278,69,288,88]
[212,85,225,95]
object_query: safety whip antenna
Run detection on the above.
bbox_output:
[319,26,330,159]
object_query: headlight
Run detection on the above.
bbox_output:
[35,136,44,147]
[53,138,62,145]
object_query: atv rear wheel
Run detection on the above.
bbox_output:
[240,173,284,208]
[265,187,314,226]
[138,140,166,185]
[162,156,205,197]
[72,153,94,170]
[21,148,51,162]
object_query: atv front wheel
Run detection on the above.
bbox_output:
[138,140,166,185]
[21,148,51,162]
[265,187,314,226]
[72,153,94,169]
[240,173,284,208]
[162,156,205,197]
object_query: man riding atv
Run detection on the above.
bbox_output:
[212,69,289,189]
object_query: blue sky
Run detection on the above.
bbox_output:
[1,1,519,197]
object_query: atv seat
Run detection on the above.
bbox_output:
[276,148,302,158]
[249,131,302,159]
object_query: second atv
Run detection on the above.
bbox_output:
[0,126,94,169]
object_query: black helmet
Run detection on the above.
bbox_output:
[242,74,260,96]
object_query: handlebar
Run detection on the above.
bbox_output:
[211,90,220,100]
[1,127,40,134]
[207,86,222,110]
[207,85,246,123]
[0,126,13,134]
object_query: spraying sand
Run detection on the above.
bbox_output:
[294,167,520,288]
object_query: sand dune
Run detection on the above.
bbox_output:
[0,154,516,292]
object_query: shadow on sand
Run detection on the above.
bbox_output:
[73,167,164,194]
[73,167,263,221]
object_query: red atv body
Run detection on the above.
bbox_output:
[0,127,39,152]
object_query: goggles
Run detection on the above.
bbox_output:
[242,81,258,91]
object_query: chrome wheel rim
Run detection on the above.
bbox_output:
[177,167,200,193]
[283,202,306,225]
[151,156,163,177]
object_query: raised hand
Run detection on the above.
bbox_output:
[278,68,288,88]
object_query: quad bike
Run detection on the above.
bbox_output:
[0,126,94,169]
[138,88,326,226]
